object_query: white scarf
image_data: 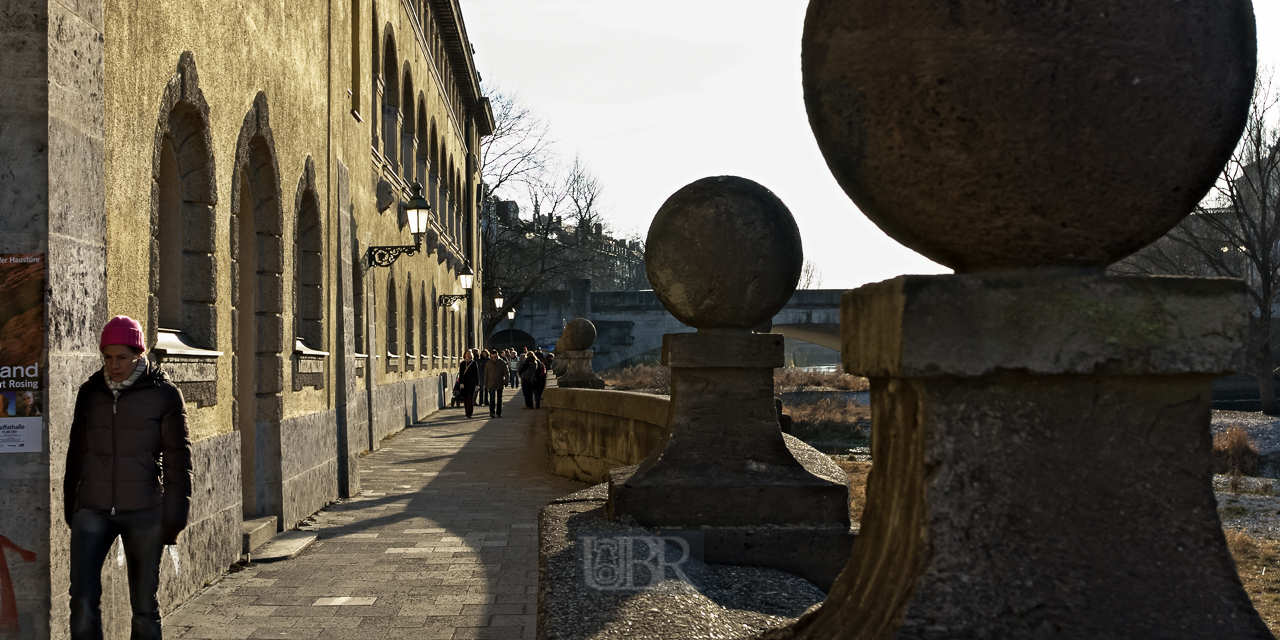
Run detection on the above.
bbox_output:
[104,356,147,399]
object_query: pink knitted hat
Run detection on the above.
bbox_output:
[100,316,145,352]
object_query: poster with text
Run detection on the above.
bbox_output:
[0,254,45,453]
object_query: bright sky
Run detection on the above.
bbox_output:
[465,0,1280,290]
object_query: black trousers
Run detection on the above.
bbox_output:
[489,387,504,417]
[70,505,165,640]
[462,384,477,417]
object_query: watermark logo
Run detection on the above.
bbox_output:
[579,532,700,593]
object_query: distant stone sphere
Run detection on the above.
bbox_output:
[561,318,597,351]
[802,0,1256,271]
[646,176,803,329]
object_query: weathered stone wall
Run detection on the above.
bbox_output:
[1,1,108,639]
[280,410,339,529]
[542,388,670,483]
[159,431,242,613]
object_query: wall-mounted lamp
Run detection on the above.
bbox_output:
[438,264,474,308]
[367,182,431,268]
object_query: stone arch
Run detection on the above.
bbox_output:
[149,51,218,351]
[231,91,286,521]
[293,156,323,350]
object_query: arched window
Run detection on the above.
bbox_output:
[416,98,428,185]
[431,282,439,358]
[371,8,380,150]
[382,33,399,168]
[405,278,415,370]
[350,0,360,117]
[353,237,365,353]
[387,275,399,359]
[420,283,429,367]
[151,53,217,350]
[294,159,323,350]
[429,120,440,215]
[401,66,414,181]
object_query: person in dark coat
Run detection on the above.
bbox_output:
[519,351,546,409]
[484,351,508,418]
[457,350,481,418]
[477,350,490,407]
[64,315,192,640]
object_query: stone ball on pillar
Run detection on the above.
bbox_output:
[561,318,597,351]
[645,176,803,330]
[802,0,1256,271]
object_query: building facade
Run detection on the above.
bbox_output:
[1,0,490,637]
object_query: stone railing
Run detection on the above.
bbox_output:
[542,387,670,484]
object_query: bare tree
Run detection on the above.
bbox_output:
[1113,68,1280,413]
[481,157,612,340]
[479,84,552,198]
[799,261,822,289]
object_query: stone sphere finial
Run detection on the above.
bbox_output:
[802,0,1256,271]
[646,176,802,330]
[561,318,597,351]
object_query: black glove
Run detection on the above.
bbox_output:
[162,524,183,546]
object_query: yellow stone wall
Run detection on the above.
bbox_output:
[103,0,486,441]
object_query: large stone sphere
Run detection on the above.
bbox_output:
[561,318,597,351]
[646,176,803,329]
[803,0,1256,271]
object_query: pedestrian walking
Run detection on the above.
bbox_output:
[484,351,508,418]
[519,351,546,409]
[64,315,192,640]
[477,350,490,406]
[508,349,520,389]
[456,351,480,418]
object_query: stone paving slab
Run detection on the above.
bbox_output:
[164,394,585,640]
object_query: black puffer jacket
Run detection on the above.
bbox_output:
[63,360,192,543]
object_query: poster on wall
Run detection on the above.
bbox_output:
[0,254,45,453]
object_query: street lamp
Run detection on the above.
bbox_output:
[494,288,505,310]
[438,264,474,308]
[367,182,431,268]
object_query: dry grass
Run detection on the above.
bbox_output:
[601,364,671,394]
[1226,528,1280,634]
[834,460,871,524]
[787,398,870,437]
[1216,425,1260,477]
[774,367,869,391]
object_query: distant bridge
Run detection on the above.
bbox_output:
[492,281,843,370]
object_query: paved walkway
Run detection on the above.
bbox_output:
[165,391,585,640]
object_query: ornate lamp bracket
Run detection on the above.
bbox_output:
[366,235,423,268]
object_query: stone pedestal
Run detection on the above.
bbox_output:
[556,350,604,389]
[608,331,853,589]
[770,273,1272,638]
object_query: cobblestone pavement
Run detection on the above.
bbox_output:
[164,392,585,640]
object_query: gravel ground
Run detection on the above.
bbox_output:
[1213,411,1280,540]
[1213,410,1280,456]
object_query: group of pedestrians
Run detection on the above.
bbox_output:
[453,347,556,418]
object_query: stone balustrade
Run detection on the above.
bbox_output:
[542,387,670,484]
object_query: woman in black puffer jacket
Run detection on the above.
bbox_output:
[63,316,191,640]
